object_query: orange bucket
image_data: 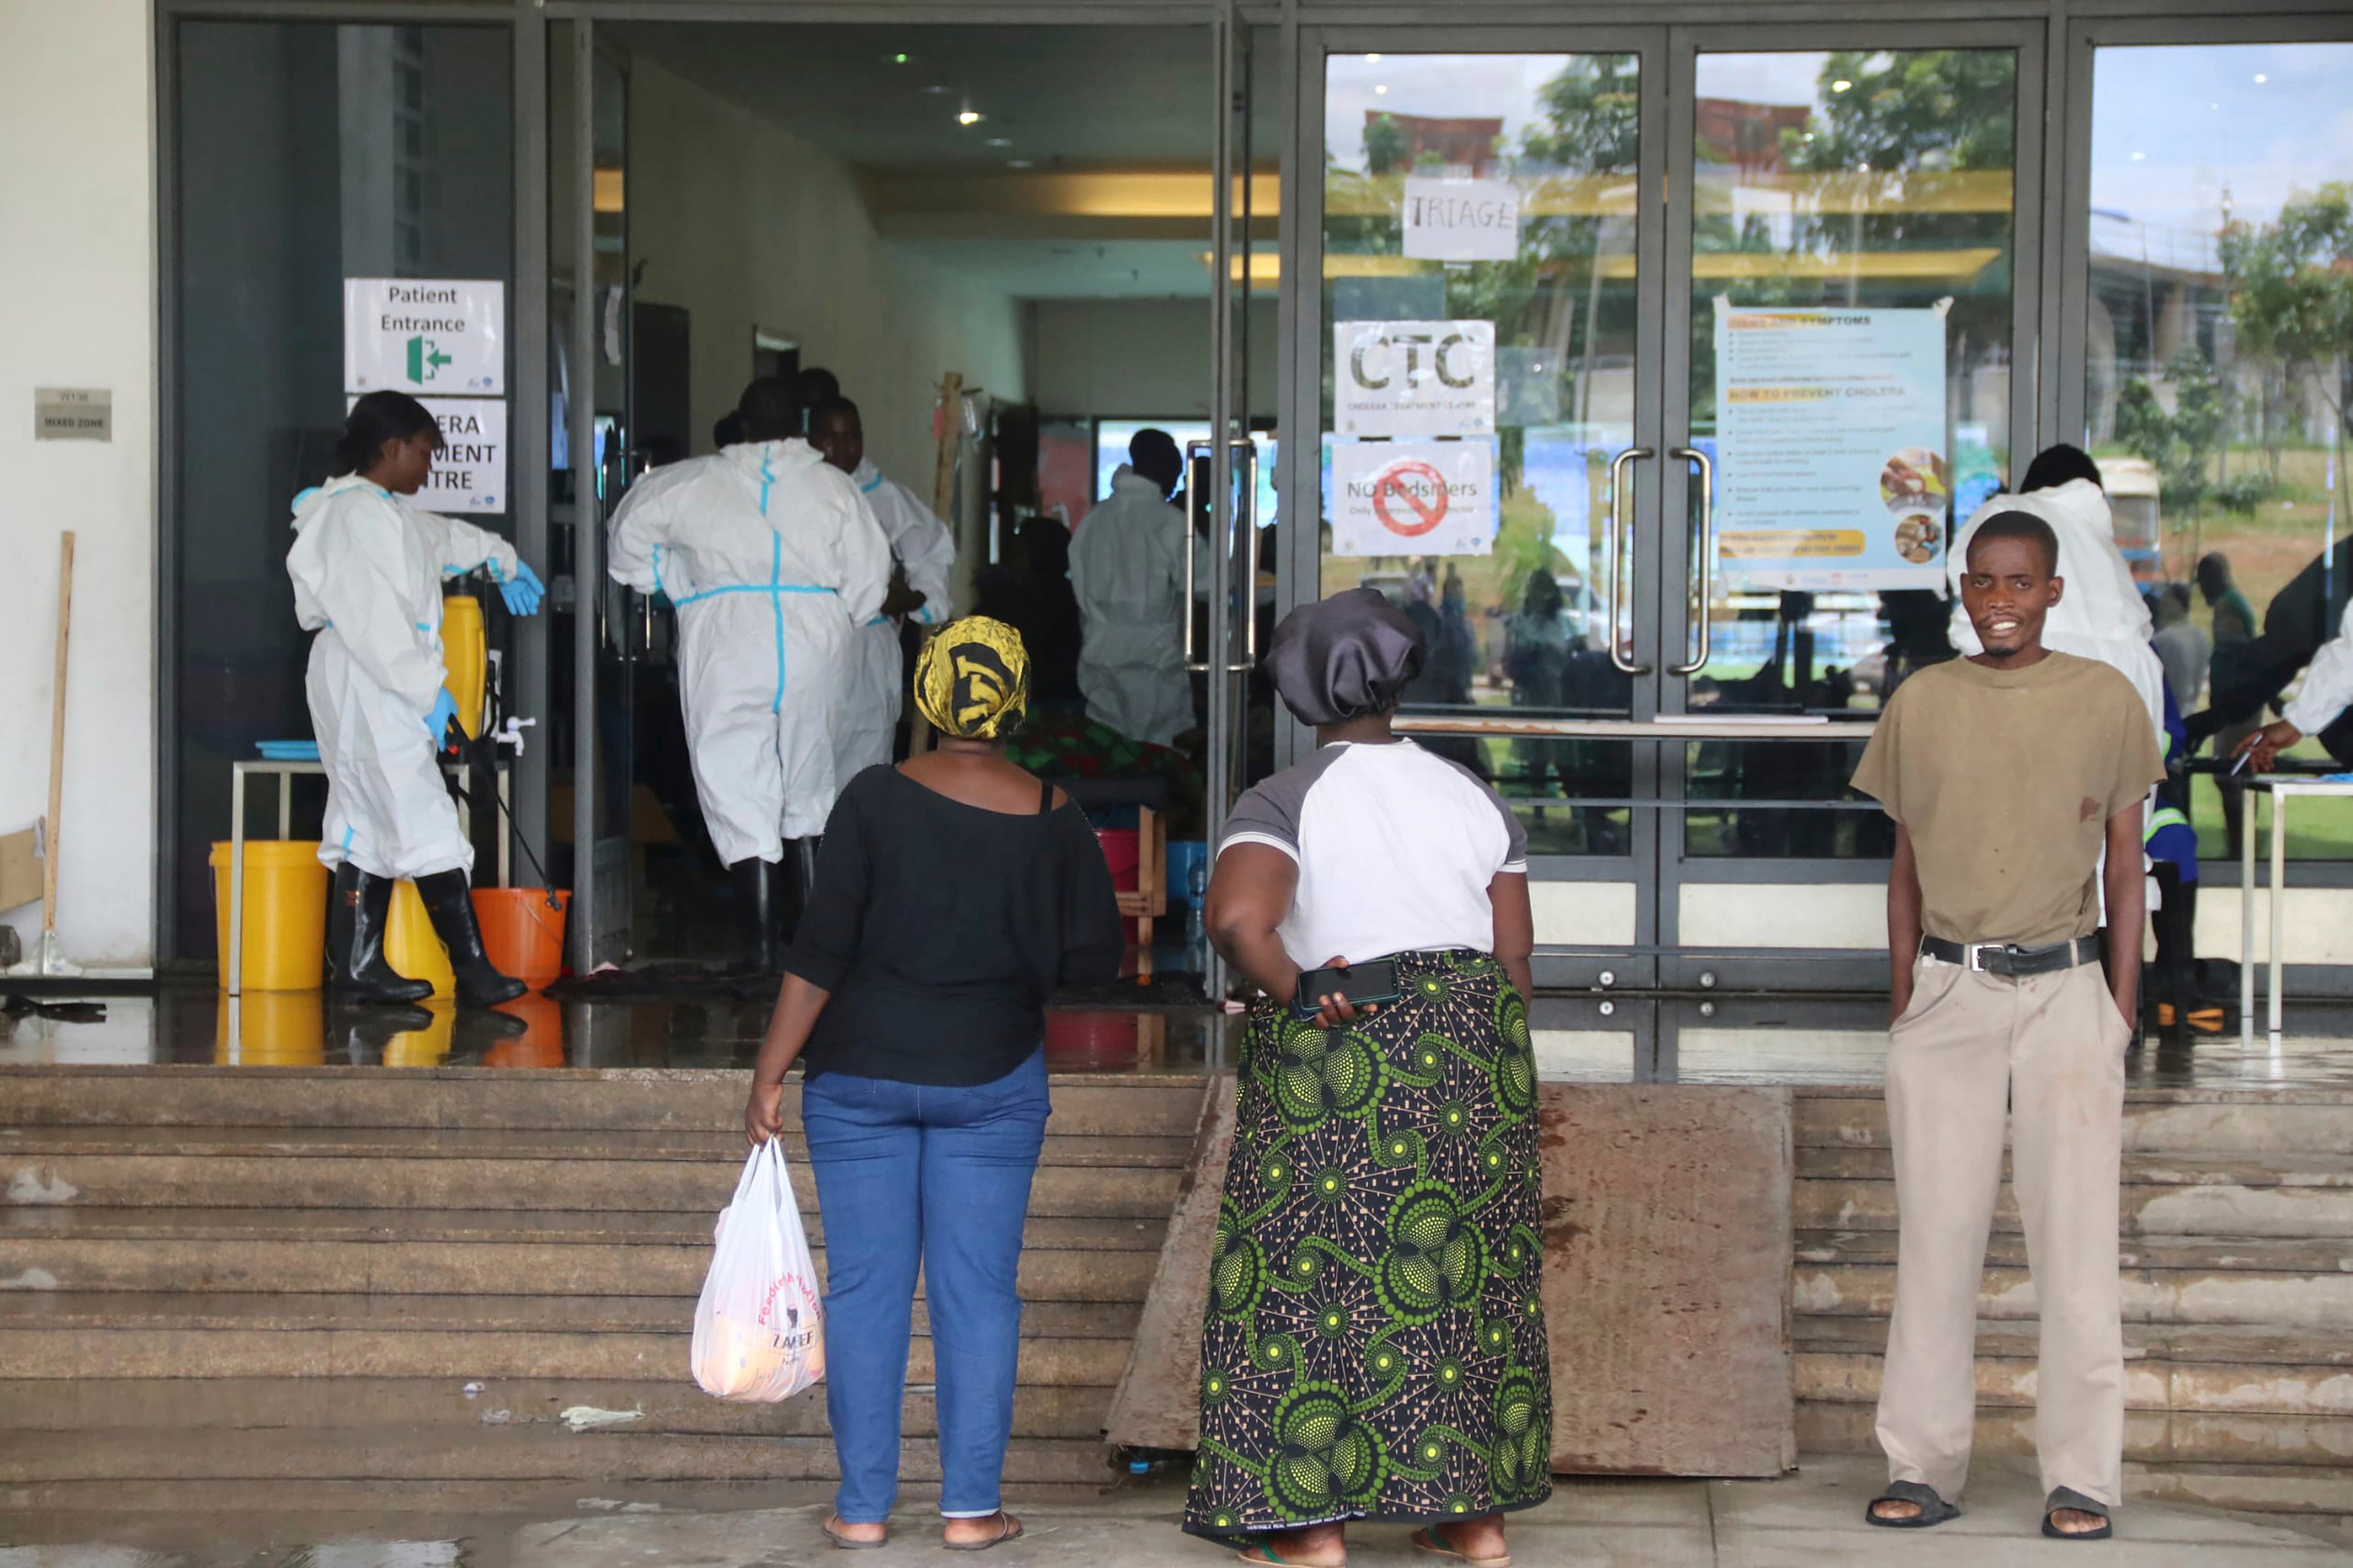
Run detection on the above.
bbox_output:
[473,888,570,992]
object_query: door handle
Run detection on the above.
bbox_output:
[1184,440,1213,674]
[1605,445,1653,677]
[1669,444,1716,678]
[1227,438,1259,674]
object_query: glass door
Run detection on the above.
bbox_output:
[1301,30,1671,989]
[1656,26,2040,990]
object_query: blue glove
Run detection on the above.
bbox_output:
[426,688,462,746]
[498,559,545,617]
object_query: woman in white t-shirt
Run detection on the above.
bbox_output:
[1181,588,1548,1568]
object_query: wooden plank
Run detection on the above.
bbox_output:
[0,826,39,914]
[43,533,74,937]
[1100,1074,1235,1452]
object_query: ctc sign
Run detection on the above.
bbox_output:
[1348,329,1482,393]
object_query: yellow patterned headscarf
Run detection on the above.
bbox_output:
[913,616,1031,740]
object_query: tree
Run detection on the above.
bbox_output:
[2117,344,2226,569]
[2221,181,2353,447]
[1364,113,1407,179]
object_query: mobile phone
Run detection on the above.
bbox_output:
[1292,959,1401,1021]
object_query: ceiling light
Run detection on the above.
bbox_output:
[984,136,1011,148]
[1008,158,1033,169]
[892,53,909,64]
[2254,73,2268,84]
[1801,132,1816,142]
[1831,78,1853,93]
[958,109,983,126]
[920,84,948,95]
[1374,84,1388,96]
[1365,53,1382,63]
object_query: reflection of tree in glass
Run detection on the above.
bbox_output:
[2118,345,2226,570]
[2222,184,2353,455]
[1689,50,2017,440]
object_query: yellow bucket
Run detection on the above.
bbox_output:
[213,991,325,1066]
[442,593,487,739]
[209,841,329,991]
[385,880,455,1000]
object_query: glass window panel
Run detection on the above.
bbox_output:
[1683,49,2016,857]
[171,21,512,959]
[2085,42,2353,860]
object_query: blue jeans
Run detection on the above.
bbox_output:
[800,1048,1049,1524]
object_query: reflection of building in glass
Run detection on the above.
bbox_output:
[1363,111,1504,178]
[1693,98,1813,176]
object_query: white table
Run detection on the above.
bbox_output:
[2240,777,2353,1044]
[225,757,508,999]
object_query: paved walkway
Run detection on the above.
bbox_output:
[506,1460,2347,1567]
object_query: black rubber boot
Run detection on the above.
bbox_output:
[324,863,434,1005]
[413,868,528,1009]
[731,857,784,974]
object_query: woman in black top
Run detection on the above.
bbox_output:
[744,617,1123,1552]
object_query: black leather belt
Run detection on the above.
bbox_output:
[1919,934,2102,978]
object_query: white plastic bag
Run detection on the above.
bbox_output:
[691,1138,826,1402]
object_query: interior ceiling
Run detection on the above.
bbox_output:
[607,22,1238,300]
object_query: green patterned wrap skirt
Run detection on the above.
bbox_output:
[1184,949,1552,1537]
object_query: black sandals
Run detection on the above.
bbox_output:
[2042,1487,2114,1541]
[1864,1480,1960,1528]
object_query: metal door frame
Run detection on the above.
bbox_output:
[1649,17,2049,991]
[1286,22,1680,990]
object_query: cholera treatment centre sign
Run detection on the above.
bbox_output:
[1711,297,1950,591]
[344,279,507,513]
[1330,318,1501,557]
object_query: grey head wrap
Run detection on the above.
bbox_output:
[1266,587,1427,727]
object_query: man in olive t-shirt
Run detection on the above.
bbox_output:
[1848,511,2164,1542]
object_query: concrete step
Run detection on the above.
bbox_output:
[0,1223,1161,1301]
[1793,1229,2353,1329]
[0,1291,1140,1384]
[0,1067,1211,1137]
[1796,1159,2353,1239]
[1799,1399,2353,1472]
[2122,1461,2353,1517]
[0,1375,1113,1441]
[1795,1087,2353,1156]
[2,1144,1182,1217]
[0,1424,1118,1486]
[1794,1314,2353,1415]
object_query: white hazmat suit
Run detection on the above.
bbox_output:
[833,458,957,781]
[288,475,521,880]
[2281,601,2353,738]
[607,440,890,865]
[1069,464,1194,747]
[1947,478,2166,740]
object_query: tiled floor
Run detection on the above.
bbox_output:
[9,981,2353,1091]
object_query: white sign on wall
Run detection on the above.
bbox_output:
[344,278,506,395]
[352,395,508,512]
[1336,321,1495,437]
[1401,177,1521,262]
[1330,440,1498,558]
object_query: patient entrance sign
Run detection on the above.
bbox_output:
[345,279,506,395]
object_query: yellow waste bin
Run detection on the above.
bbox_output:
[442,592,487,739]
[209,841,329,991]
[385,879,455,1000]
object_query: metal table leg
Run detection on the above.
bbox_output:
[2242,787,2256,1048]
[228,764,247,1002]
[2270,789,2287,1040]
[499,766,512,889]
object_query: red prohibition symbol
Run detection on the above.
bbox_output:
[1371,460,1448,537]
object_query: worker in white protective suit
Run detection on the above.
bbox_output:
[288,391,545,1010]
[1947,444,2166,742]
[605,376,891,970]
[2235,603,2353,772]
[809,395,957,780]
[1069,428,1196,747]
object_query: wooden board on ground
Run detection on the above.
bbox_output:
[1100,1074,1236,1452]
[1540,1083,1796,1478]
[1103,1080,1796,1478]
[0,826,38,913]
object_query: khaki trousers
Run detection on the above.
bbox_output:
[1875,953,2129,1507]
